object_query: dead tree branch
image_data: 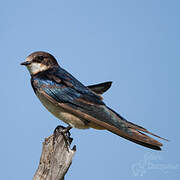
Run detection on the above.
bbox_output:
[33,126,76,180]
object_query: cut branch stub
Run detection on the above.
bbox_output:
[33,126,76,180]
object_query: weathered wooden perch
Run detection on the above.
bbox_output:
[33,126,76,180]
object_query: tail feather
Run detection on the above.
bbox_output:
[120,130,162,150]
[126,121,169,141]
[108,125,163,150]
[107,107,168,150]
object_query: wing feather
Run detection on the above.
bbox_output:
[40,89,164,150]
[32,67,167,150]
[87,81,112,94]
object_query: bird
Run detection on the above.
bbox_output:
[21,51,168,150]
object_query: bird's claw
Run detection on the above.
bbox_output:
[53,125,73,150]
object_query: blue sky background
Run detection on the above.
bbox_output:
[0,0,179,179]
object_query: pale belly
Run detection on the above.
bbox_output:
[36,92,90,129]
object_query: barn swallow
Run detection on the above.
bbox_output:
[21,51,168,150]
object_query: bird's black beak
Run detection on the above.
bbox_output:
[20,61,31,66]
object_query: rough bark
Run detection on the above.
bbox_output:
[33,126,76,180]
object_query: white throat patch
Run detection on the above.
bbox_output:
[27,62,48,75]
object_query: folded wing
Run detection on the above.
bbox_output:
[32,67,167,150]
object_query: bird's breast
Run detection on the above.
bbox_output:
[35,91,90,129]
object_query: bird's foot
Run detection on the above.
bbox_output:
[62,125,73,134]
[53,125,73,150]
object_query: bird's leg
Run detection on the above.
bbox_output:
[62,125,73,133]
[61,125,73,151]
[53,125,73,151]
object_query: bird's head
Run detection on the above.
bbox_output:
[21,51,59,75]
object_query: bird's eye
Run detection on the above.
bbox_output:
[38,56,44,60]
